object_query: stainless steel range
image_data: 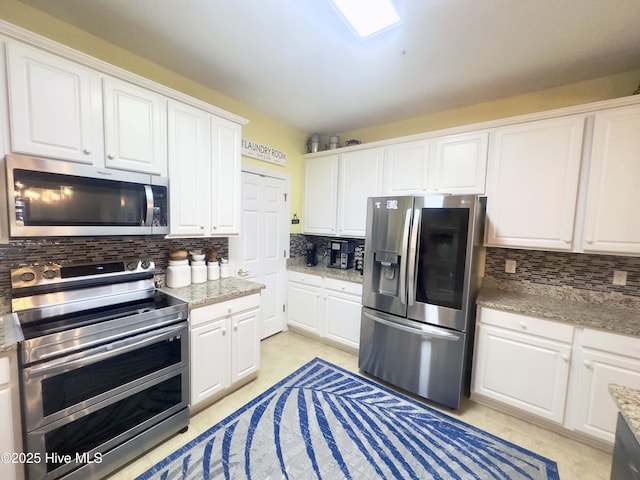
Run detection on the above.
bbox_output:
[10,259,189,480]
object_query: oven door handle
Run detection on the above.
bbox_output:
[25,323,186,379]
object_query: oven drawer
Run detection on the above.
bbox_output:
[22,322,188,432]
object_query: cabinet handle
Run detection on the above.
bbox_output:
[234,323,238,331]
[213,225,218,230]
[222,327,227,335]
[562,354,570,362]
[584,360,592,368]
[107,154,115,160]
[227,306,232,314]
[200,225,205,230]
[519,322,527,330]
[83,148,91,155]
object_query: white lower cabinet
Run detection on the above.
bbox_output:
[570,329,640,443]
[287,271,362,350]
[0,355,22,480]
[472,308,573,423]
[189,294,260,410]
[473,307,640,445]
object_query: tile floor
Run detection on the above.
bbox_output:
[107,331,613,480]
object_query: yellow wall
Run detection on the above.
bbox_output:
[2,0,640,236]
[339,69,640,144]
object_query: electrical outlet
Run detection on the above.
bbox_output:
[613,270,628,286]
[505,260,516,274]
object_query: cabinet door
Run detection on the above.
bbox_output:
[6,41,103,165]
[337,148,384,237]
[303,155,339,235]
[324,281,363,349]
[211,116,242,235]
[429,131,488,194]
[0,357,18,480]
[571,330,640,443]
[472,324,571,423]
[485,116,584,250]
[231,308,260,384]
[287,281,322,334]
[103,77,167,175]
[382,140,430,195]
[190,318,231,407]
[583,104,640,255]
[167,101,211,236]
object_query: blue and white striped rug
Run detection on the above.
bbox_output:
[137,358,559,480]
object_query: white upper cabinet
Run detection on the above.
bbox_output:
[582,104,640,255]
[429,131,488,194]
[210,116,242,235]
[382,140,430,195]
[304,148,383,237]
[303,154,339,235]
[6,41,103,164]
[103,77,167,176]
[485,116,585,251]
[167,100,211,236]
[167,102,242,237]
[337,148,384,237]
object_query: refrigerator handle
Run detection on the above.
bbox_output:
[407,207,420,306]
[399,207,411,305]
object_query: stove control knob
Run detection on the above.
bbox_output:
[20,271,36,283]
[42,269,58,280]
[141,260,151,270]
[126,261,139,271]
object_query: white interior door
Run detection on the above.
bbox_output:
[229,170,289,340]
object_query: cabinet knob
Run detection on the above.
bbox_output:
[227,306,232,314]
[83,148,91,155]
[200,225,205,230]
[584,360,593,368]
[107,154,115,160]
[222,327,227,335]
[562,354,570,362]
[519,322,527,330]
[234,323,238,331]
[213,225,218,230]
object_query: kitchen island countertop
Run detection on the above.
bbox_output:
[160,276,265,308]
[610,384,640,444]
[477,276,640,337]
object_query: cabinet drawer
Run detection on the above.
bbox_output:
[582,328,640,358]
[324,278,363,296]
[478,307,574,343]
[191,293,260,327]
[0,356,9,386]
[288,271,323,287]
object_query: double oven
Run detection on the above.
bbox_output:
[10,259,189,480]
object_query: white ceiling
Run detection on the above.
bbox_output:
[16,0,640,134]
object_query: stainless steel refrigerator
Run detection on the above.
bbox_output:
[359,195,486,409]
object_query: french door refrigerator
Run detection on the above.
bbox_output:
[359,195,486,409]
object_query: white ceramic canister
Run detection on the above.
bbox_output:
[207,261,220,280]
[190,260,207,284]
[166,259,190,288]
[220,264,230,278]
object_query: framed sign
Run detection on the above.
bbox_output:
[241,139,287,166]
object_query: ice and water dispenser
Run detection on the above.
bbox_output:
[372,250,401,296]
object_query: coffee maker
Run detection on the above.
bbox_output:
[328,240,355,269]
[306,243,317,266]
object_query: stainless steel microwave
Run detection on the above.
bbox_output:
[5,154,169,237]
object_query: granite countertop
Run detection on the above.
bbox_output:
[287,258,364,284]
[0,313,23,353]
[160,277,265,308]
[610,384,640,443]
[477,277,640,337]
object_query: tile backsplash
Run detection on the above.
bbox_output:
[0,236,228,313]
[292,234,640,299]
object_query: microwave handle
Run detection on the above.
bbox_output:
[143,185,154,226]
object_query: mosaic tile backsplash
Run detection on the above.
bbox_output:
[0,236,228,313]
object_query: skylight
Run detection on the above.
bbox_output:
[330,0,401,39]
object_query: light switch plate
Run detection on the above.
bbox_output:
[505,260,516,274]
[613,270,627,286]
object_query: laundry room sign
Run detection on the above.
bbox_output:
[241,139,287,166]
